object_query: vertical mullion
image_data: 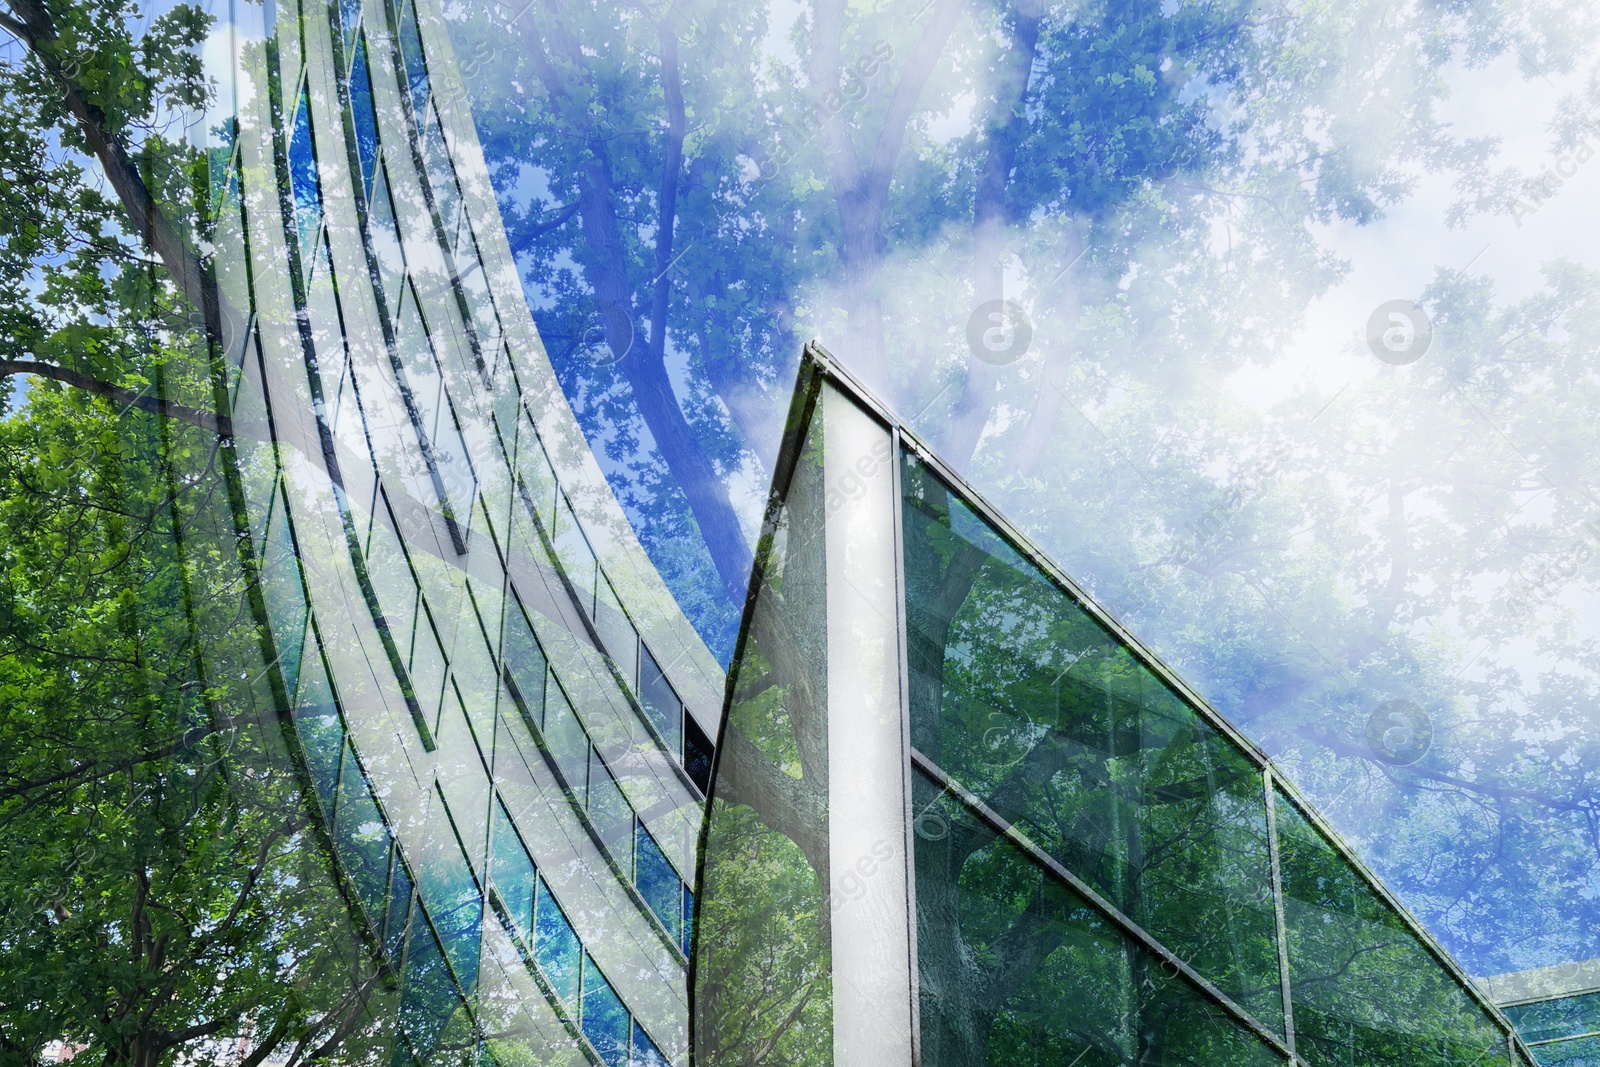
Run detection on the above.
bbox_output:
[1264,768,1297,1060]
[889,423,922,1067]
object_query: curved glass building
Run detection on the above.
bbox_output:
[694,346,1538,1067]
[198,0,723,1061]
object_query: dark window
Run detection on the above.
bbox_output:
[680,885,694,957]
[684,711,714,795]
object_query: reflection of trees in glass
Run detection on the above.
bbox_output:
[903,449,1286,1044]
[694,411,832,1066]
[0,377,397,1065]
[0,3,400,1062]
[1274,787,1509,1067]
[914,779,1284,1067]
[900,444,1514,1066]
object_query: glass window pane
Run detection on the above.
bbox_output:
[580,955,630,1067]
[693,411,830,1067]
[292,652,344,813]
[552,493,597,614]
[900,447,1285,1033]
[394,286,476,529]
[594,574,639,685]
[337,0,360,47]
[588,753,634,873]
[489,795,535,940]
[681,885,694,957]
[418,792,484,993]
[287,84,320,254]
[635,823,681,943]
[334,743,391,920]
[501,593,547,728]
[409,612,448,736]
[491,358,520,454]
[534,877,581,1014]
[1528,1036,1600,1066]
[368,166,405,318]
[515,410,557,530]
[630,1022,668,1067]
[683,712,713,795]
[260,490,308,699]
[347,33,380,197]
[398,913,463,1062]
[422,106,462,249]
[542,680,590,797]
[913,769,1283,1067]
[458,226,501,350]
[386,853,414,962]
[1505,992,1600,1045]
[1275,786,1509,1067]
[638,645,681,753]
[396,0,429,123]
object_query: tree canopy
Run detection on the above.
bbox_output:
[0,2,397,1062]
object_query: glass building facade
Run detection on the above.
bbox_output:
[694,346,1538,1067]
[193,0,723,1061]
[6,0,1600,1062]
[1482,964,1600,1066]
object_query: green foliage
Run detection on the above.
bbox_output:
[0,359,388,1067]
[696,414,832,1066]
[696,801,834,1067]
[0,4,395,1063]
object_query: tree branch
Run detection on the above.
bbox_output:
[0,359,240,436]
[0,2,248,382]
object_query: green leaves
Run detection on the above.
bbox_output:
[0,10,390,1064]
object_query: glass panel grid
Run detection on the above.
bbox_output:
[900,444,1287,1039]
[912,764,1286,1067]
[698,360,1521,1067]
[1506,993,1600,1046]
